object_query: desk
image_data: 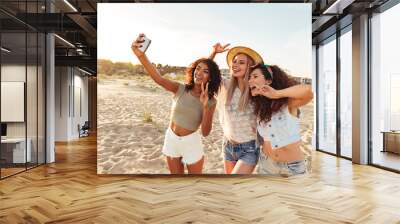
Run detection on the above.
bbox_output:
[381,131,400,154]
[1,138,31,163]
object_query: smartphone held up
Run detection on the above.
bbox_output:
[138,35,151,53]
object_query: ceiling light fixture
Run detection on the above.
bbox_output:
[78,67,93,76]
[1,47,11,53]
[63,0,78,12]
[54,34,75,48]
[322,0,354,15]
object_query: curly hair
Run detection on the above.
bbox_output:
[185,58,222,99]
[249,64,298,124]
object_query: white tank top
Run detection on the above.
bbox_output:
[217,78,256,143]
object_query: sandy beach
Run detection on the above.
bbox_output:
[97,77,314,174]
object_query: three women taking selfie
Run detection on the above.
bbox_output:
[132,34,313,176]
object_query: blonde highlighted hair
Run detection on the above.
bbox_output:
[225,53,255,111]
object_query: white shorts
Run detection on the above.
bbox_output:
[162,127,204,165]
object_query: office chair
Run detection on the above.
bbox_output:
[79,121,90,138]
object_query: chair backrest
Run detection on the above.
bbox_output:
[82,121,90,129]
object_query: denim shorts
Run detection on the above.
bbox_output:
[223,139,260,165]
[258,151,306,176]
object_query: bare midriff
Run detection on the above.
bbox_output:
[170,122,198,137]
[262,141,304,163]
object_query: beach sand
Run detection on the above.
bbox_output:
[97,77,314,174]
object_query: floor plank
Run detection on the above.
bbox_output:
[1,135,400,223]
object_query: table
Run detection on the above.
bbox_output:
[381,131,400,154]
[1,138,32,163]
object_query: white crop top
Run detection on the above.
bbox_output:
[257,106,301,150]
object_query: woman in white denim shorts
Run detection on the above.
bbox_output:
[132,34,221,174]
[248,63,313,176]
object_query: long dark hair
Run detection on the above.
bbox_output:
[185,58,222,98]
[250,64,298,124]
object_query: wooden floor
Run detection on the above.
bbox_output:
[0,167,26,178]
[1,135,400,223]
[1,163,45,178]
[372,151,400,171]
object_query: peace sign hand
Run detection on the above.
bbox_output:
[200,82,209,108]
[212,43,231,54]
[250,84,264,96]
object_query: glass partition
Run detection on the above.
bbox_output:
[317,35,337,155]
[1,31,28,178]
[27,31,38,169]
[0,1,46,179]
[371,3,400,171]
[339,28,352,158]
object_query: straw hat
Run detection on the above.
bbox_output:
[226,46,264,67]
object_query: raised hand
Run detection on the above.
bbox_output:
[131,33,146,57]
[199,82,209,108]
[250,83,265,96]
[212,43,230,54]
[258,84,281,99]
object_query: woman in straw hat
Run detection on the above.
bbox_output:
[209,44,263,174]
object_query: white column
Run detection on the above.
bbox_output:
[352,14,369,164]
[46,33,55,163]
[45,0,55,163]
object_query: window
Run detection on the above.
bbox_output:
[0,2,46,179]
[371,3,400,171]
[340,28,352,158]
[317,36,337,154]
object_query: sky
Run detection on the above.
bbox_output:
[98,3,312,78]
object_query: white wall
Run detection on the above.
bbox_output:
[55,67,89,141]
[1,82,25,122]
[1,65,28,139]
[1,65,25,128]
[55,66,70,141]
[1,65,26,81]
[74,73,89,137]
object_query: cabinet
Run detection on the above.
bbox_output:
[382,131,400,154]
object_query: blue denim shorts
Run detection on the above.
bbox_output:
[223,139,260,165]
[258,151,306,176]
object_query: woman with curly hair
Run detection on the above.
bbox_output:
[131,34,222,174]
[248,63,313,176]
